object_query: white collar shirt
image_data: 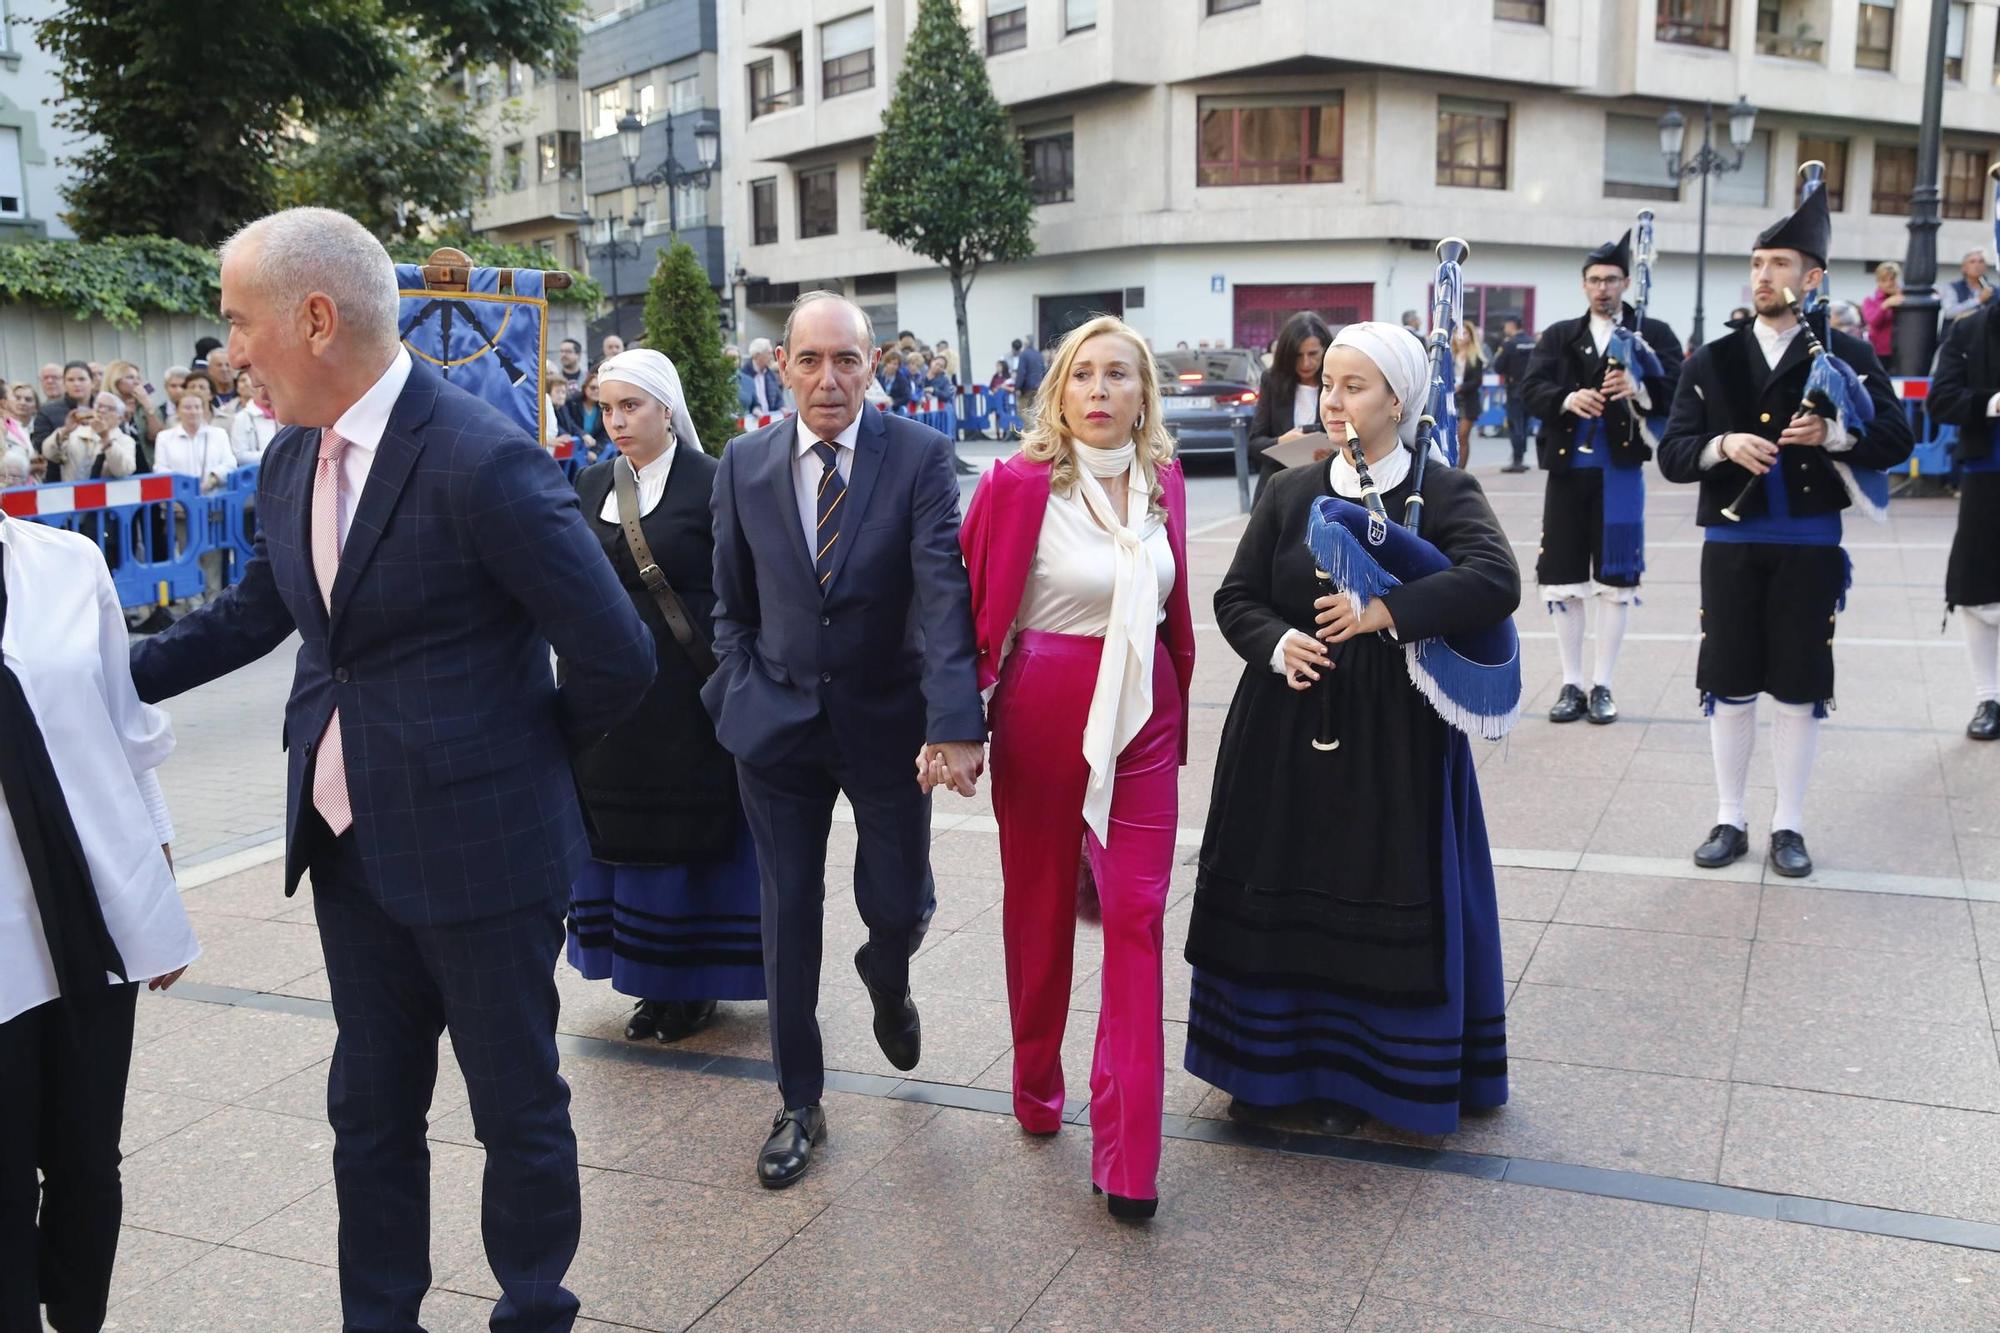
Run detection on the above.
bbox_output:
[0,517,197,1023]
[792,411,862,555]
[597,443,676,523]
[1752,317,1804,369]
[327,348,414,545]
[1588,312,1617,355]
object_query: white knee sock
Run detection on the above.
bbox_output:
[1708,697,1756,830]
[1592,595,1631,689]
[1964,605,2000,705]
[1769,699,1820,835]
[1550,597,1586,688]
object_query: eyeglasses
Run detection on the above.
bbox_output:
[1582,275,1627,289]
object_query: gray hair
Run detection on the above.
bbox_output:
[221,207,400,353]
[782,290,873,352]
[747,337,773,358]
[93,391,125,416]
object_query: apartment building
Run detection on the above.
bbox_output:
[719,0,2000,367]
[579,0,727,344]
[467,56,585,264]
[0,0,91,239]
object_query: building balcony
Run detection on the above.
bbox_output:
[579,0,716,91]
[473,176,585,232]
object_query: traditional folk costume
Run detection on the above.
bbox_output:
[565,352,765,1041]
[1516,231,1683,725]
[1655,189,1913,876]
[1184,323,1520,1136]
[1929,300,2000,741]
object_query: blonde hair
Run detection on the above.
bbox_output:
[1876,260,1902,282]
[105,359,145,395]
[1021,316,1176,517]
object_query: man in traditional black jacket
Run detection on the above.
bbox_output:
[1656,187,1912,877]
[1927,296,2000,740]
[1516,231,1682,725]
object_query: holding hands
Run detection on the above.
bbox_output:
[915,740,985,796]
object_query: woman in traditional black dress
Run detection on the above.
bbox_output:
[1184,321,1518,1135]
[564,350,765,1041]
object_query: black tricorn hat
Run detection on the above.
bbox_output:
[1753,185,1830,269]
[1582,230,1632,275]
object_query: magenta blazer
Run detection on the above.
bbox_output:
[959,452,1197,764]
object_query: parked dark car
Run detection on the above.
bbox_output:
[1157,347,1264,456]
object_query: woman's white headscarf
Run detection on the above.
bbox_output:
[1330,321,1431,450]
[594,348,703,454]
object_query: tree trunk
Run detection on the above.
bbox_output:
[949,260,973,460]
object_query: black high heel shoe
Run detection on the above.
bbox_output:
[1092,1183,1158,1221]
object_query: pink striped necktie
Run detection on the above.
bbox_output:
[310,428,353,836]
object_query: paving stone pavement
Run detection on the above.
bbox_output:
[98,452,2000,1331]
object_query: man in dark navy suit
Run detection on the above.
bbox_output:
[705,291,984,1188]
[131,208,655,1332]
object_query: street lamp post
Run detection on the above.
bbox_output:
[615,110,720,240]
[1892,0,1953,377]
[1659,97,1760,346]
[580,209,642,345]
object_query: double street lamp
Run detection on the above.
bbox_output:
[615,110,719,238]
[578,209,642,344]
[1658,96,1760,346]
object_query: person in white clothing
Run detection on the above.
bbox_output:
[0,514,197,1332]
[153,393,236,492]
[230,381,279,463]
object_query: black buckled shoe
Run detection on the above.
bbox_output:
[1587,685,1618,725]
[1549,684,1587,724]
[625,1000,666,1042]
[1769,829,1814,878]
[855,945,921,1071]
[653,999,718,1044]
[757,1104,826,1189]
[1969,701,2000,742]
[1693,824,1749,869]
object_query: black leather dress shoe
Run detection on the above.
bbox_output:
[1549,684,1587,724]
[1587,685,1618,725]
[1693,823,1749,869]
[1969,701,2000,741]
[1502,462,1529,473]
[653,999,718,1043]
[1769,829,1814,878]
[855,945,921,1071]
[625,1000,665,1042]
[757,1105,826,1188]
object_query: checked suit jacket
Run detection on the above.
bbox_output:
[131,356,656,925]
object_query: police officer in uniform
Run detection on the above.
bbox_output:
[1516,232,1682,725]
[1656,187,1912,877]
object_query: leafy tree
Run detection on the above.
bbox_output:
[863,0,1035,403]
[640,240,736,456]
[38,0,578,246]
[0,237,220,327]
[275,54,494,241]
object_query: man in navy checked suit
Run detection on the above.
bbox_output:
[132,209,655,1332]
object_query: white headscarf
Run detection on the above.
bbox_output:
[595,348,703,455]
[1330,321,1431,450]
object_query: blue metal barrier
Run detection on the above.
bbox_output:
[2,473,211,606]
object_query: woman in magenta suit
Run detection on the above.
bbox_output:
[957,315,1196,1220]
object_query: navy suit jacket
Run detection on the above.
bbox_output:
[131,357,656,925]
[702,403,984,776]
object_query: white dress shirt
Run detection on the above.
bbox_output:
[327,348,414,544]
[1584,312,1653,412]
[793,412,860,554]
[1698,317,1853,470]
[153,423,237,491]
[0,517,196,1023]
[598,443,676,523]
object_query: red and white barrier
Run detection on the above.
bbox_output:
[1,474,178,518]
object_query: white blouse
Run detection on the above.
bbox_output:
[597,444,676,523]
[1293,382,1320,430]
[0,517,196,1023]
[1017,489,1175,635]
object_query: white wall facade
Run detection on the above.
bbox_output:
[721,0,2000,370]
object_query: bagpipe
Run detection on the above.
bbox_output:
[1304,239,1522,744]
[1594,207,1669,454]
[1720,162,1885,523]
[394,247,572,444]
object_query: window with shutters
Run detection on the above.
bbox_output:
[821,12,875,99]
[1943,147,1990,221]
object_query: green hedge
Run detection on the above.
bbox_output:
[0,234,598,329]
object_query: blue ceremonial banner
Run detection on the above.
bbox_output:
[395,264,549,442]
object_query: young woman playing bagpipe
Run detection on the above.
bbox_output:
[1183,282,1523,1137]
